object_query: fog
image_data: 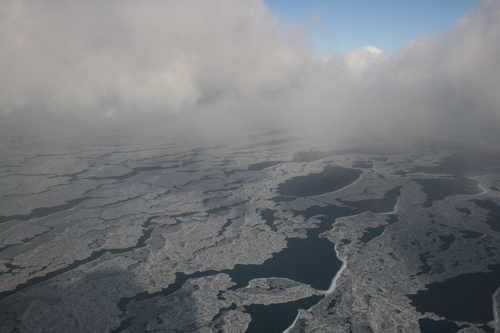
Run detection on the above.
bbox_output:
[1,0,499,142]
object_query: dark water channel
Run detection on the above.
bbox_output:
[412,151,500,177]
[277,165,362,197]
[472,199,500,232]
[409,265,500,326]
[228,236,342,291]
[414,177,482,207]
[244,295,324,333]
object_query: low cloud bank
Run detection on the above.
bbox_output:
[1,0,499,141]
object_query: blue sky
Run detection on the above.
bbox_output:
[264,0,482,55]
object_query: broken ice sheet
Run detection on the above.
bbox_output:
[0,131,499,333]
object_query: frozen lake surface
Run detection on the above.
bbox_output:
[1,128,499,332]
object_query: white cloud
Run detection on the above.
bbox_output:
[344,46,386,74]
[1,0,499,142]
[0,0,306,117]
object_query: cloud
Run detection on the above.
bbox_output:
[1,0,499,142]
[282,0,500,141]
[0,0,306,117]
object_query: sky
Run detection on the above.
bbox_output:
[265,0,482,55]
[0,0,499,143]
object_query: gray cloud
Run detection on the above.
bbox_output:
[1,0,499,141]
[0,0,306,115]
